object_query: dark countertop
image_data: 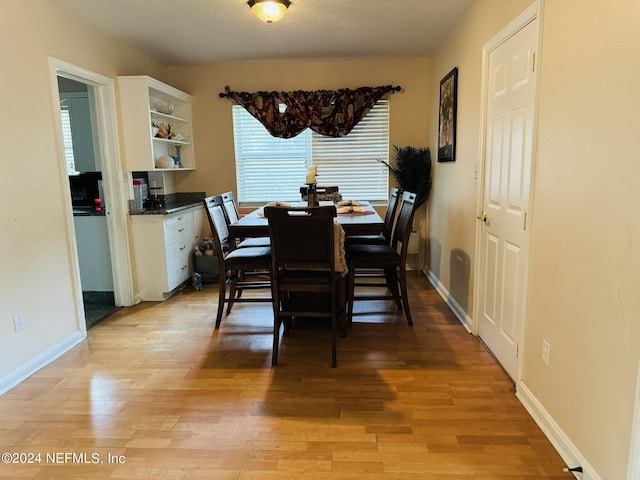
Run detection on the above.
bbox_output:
[129,192,206,215]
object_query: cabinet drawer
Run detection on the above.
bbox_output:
[164,212,190,228]
[167,256,190,290]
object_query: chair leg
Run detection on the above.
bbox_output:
[272,315,281,366]
[215,276,227,329]
[330,287,337,368]
[385,267,402,310]
[346,269,355,327]
[399,265,413,326]
[271,286,281,366]
[226,273,238,314]
[235,270,244,299]
[337,277,347,337]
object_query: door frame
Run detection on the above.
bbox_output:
[48,58,135,320]
[472,1,543,382]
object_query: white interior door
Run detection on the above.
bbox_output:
[477,17,538,381]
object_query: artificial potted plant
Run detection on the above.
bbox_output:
[378,145,432,207]
[378,145,433,269]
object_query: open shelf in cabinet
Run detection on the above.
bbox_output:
[118,75,196,172]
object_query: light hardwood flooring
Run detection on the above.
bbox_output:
[0,274,572,479]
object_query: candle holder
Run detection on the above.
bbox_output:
[306,182,319,207]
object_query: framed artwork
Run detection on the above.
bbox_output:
[438,67,458,162]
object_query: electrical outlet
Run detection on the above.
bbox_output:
[13,311,25,332]
[541,339,550,366]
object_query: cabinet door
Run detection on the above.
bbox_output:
[192,207,207,245]
[130,216,170,301]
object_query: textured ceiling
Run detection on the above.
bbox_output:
[50,0,473,65]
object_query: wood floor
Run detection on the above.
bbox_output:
[0,274,572,479]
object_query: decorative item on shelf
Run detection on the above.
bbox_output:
[155,155,174,169]
[156,122,170,138]
[153,101,174,115]
[173,145,183,168]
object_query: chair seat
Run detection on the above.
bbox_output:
[346,191,417,328]
[344,234,387,246]
[237,237,271,248]
[224,246,271,269]
[204,195,272,330]
[346,244,400,266]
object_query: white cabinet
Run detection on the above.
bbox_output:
[192,206,207,245]
[131,206,204,301]
[118,75,195,172]
[73,215,114,291]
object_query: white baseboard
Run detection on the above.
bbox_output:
[426,269,473,332]
[517,382,601,480]
[0,331,86,396]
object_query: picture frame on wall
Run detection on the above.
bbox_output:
[438,67,458,162]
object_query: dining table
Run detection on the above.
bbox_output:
[228,201,384,333]
[228,201,384,239]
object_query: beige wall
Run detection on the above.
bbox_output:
[427,0,532,314]
[0,0,165,379]
[166,58,430,216]
[524,1,640,478]
[428,0,640,478]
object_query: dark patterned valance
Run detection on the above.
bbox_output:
[220,85,400,138]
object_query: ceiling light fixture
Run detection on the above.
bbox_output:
[247,0,291,25]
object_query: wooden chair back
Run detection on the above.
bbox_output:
[390,191,418,264]
[203,195,233,262]
[382,187,401,242]
[221,191,240,224]
[264,205,340,367]
[264,206,337,271]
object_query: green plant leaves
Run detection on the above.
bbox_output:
[377,145,432,207]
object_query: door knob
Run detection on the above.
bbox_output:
[477,211,487,222]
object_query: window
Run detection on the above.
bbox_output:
[232,100,389,204]
[60,102,78,175]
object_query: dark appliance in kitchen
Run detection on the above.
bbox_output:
[69,172,103,210]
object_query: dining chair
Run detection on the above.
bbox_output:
[345,187,401,246]
[217,192,270,248]
[203,195,272,329]
[264,205,341,367]
[221,191,240,224]
[345,191,418,327]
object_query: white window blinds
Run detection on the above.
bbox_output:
[60,104,78,175]
[232,100,389,204]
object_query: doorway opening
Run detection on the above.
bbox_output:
[57,76,118,328]
[50,58,135,334]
